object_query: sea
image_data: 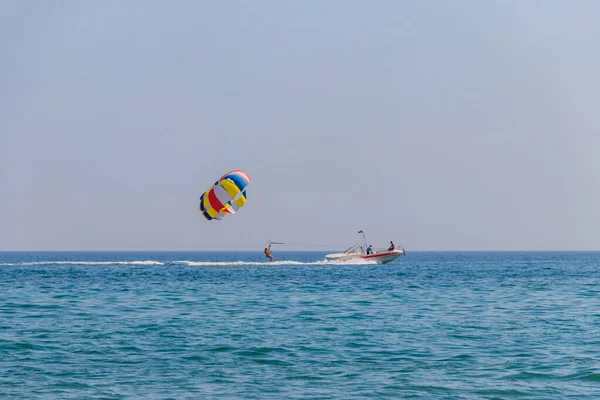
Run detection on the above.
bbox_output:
[1,251,599,399]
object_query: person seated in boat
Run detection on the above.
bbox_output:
[366,245,373,255]
[264,245,273,261]
[388,241,395,251]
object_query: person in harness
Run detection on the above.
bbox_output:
[264,245,273,261]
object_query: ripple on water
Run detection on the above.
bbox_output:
[1,251,600,399]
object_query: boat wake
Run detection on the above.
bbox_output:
[175,259,378,267]
[0,260,165,266]
[175,260,314,266]
[0,258,379,267]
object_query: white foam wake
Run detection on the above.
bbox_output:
[175,260,321,267]
[175,259,377,267]
[0,260,165,266]
[0,259,378,267]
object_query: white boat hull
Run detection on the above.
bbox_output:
[325,249,404,264]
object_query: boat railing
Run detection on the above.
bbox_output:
[343,243,362,254]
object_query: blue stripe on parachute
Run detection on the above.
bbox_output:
[223,174,246,193]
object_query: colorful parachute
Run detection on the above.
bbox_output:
[199,170,252,221]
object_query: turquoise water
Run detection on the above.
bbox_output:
[1,251,599,399]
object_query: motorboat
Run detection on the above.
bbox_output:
[325,247,404,264]
[325,231,405,264]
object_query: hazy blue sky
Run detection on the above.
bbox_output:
[2,1,599,251]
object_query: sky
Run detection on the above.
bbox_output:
[1,1,599,251]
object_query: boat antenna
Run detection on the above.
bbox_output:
[358,230,368,247]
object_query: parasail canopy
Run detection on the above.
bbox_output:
[199,170,252,221]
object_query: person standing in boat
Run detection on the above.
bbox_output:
[366,245,373,255]
[388,241,395,251]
